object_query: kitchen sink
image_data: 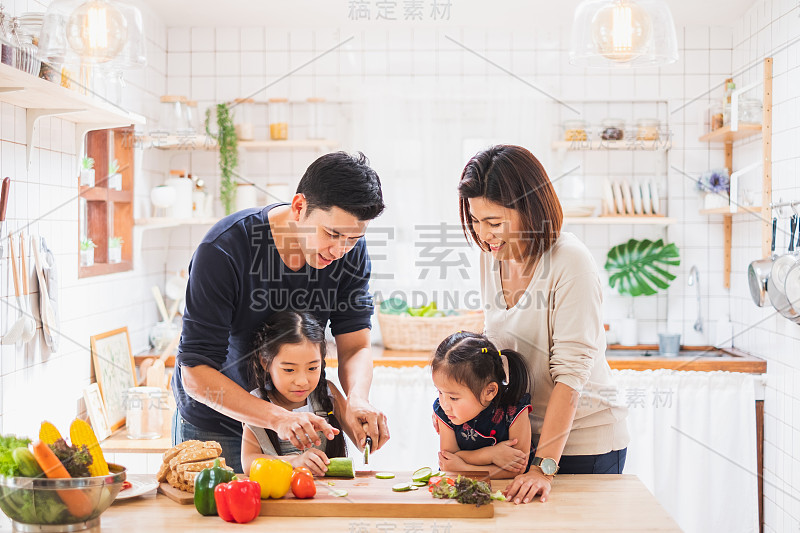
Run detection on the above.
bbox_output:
[606,349,723,358]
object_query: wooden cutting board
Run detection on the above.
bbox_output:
[158,471,494,518]
[157,482,194,505]
[259,471,494,519]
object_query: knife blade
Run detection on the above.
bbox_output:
[364,436,372,464]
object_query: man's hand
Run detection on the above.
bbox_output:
[272,411,338,450]
[344,396,389,451]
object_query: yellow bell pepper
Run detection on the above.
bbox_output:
[249,458,293,499]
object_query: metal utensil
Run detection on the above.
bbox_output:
[2,236,26,344]
[769,214,800,319]
[18,232,36,343]
[40,236,60,351]
[31,235,57,343]
[687,266,702,333]
[748,217,778,307]
[362,422,372,464]
[783,230,800,324]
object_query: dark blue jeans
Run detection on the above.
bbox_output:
[556,448,627,474]
[171,410,243,473]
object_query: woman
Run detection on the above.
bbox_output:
[457,145,629,504]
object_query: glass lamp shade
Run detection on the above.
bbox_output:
[569,0,678,68]
[102,1,146,70]
[66,0,128,63]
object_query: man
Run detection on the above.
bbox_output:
[172,151,390,472]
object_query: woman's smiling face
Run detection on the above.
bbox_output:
[467,197,527,262]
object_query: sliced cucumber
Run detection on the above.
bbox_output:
[411,481,428,487]
[375,472,395,479]
[392,483,413,492]
[324,457,355,478]
[411,466,433,483]
[329,488,348,497]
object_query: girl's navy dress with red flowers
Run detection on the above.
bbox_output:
[433,393,532,462]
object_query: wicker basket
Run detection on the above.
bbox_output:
[377,311,485,351]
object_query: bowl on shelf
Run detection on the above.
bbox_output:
[0,464,127,531]
[561,203,596,217]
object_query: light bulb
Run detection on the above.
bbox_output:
[66,0,127,63]
[591,0,652,62]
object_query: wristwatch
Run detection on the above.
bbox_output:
[531,457,559,476]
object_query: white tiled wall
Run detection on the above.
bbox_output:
[729,2,800,532]
[160,24,735,348]
[0,1,170,438]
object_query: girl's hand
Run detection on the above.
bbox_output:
[291,448,330,477]
[491,439,528,473]
[503,469,553,504]
[438,450,468,472]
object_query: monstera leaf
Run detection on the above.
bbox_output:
[604,239,680,297]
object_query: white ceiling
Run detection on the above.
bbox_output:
[141,0,757,29]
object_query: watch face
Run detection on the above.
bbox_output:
[541,458,558,475]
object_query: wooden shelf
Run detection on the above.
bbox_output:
[79,260,132,277]
[699,205,762,216]
[134,217,219,230]
[551,139,669,151]
[563,216,676,225]
[79,186,132,203]
[699,124,762,143]
[0,63,145,171]
[239,139,338,150]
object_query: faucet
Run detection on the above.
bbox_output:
[688,266,703,333]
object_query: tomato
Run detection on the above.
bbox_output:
[291,471,316,499]
[293,466,313,476]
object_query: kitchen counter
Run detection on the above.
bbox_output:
[0,475,679,532]
[136,344,766,374]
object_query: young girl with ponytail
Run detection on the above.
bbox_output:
[241,310,352,476]
[432,331,532,479]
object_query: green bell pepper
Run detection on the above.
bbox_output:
[194,458,236,516]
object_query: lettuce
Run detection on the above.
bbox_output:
[0,435,32,478]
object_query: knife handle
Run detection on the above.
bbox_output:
[0,177,10,222]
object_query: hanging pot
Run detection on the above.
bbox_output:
[769,215,800,319]
[747,218,777,307]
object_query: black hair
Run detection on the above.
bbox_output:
[296,151,385,221]
[431,331,530,410]
[250,310,346,458]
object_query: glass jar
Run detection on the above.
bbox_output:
[709,103,724,131]
[269,97,289,140]
[0,7,14,66]
[563,119,588,142]
[233,98,255,141]
[158,95,188,135]
[124,387,168,440]
[739,98,762,125]
[184,100,200,135]
[635,118,660,141]
[307,97,326,140]
[600,118,625,141]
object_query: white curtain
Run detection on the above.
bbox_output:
[613,369,760,533]
[329,367,760,532]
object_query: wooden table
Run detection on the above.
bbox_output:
[100,427,172,454]
[1,475,678,532]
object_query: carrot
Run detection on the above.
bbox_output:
[31,440,93,519]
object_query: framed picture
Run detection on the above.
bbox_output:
[90,327,137,431]
[82,383,111,441]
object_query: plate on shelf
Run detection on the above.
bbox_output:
[621,180,634,215]
[562,203,596,217]
[632,181,643,214]
[115,477,159,500]
[650,181,660,214]
[603,179,616,215]
[612,182,625,215]
[640,181,652,214]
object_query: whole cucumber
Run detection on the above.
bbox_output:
[13,447,44,478]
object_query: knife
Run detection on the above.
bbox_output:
[362,423,372,464]
[0,177,10,260]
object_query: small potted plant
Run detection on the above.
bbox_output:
[108,159,122,190]
[108,236,123,263]
[604,238,680,346]
[696,168,730,210]
[80,237,97,267]
[80,157,95,187]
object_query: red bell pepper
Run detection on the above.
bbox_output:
[214,479,261,524]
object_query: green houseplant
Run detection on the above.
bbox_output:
[79,237,97,267]
[206,103,238,215]
[604,238,680,345]
[108,159,122,190]
[80,157,95,187]
[108,236,123,263]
